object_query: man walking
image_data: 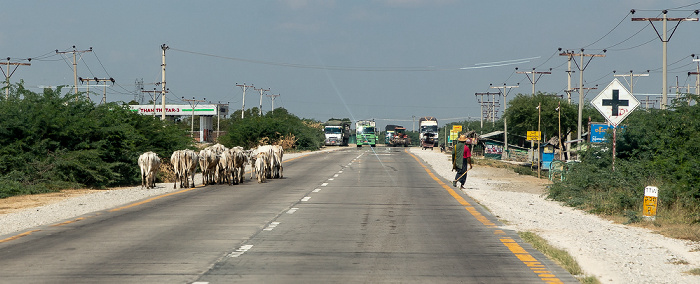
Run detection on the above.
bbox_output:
[452,134,473,189]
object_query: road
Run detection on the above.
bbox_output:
[0,147,577,283]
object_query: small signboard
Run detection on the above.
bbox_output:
[643,186,659,220]
[449,130,458,143]
[527,131,541,141]
[452,125,463,132]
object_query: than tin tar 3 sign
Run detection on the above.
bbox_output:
[591,78,639,127]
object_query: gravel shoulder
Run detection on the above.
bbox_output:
[409,147,700,284]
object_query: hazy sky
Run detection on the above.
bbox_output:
[2,0,700,130]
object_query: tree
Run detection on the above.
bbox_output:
[0,82,193,197]
[505,92,602,142]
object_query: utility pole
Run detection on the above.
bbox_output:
[79,77,114,104]
[1,57,31,99]
[559,49,605,142]
[613,70,649,96]
[490,83,519,160]
[254,86,270,116]
[236,83,254,119]
[266,93,280,111]
[56,46,92,94]
[141,87,162,117]
[516,67,551,95]
[182,97,206,139]
[160,44,168,120]
[632,9,699,109]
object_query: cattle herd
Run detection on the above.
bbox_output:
[137,143,284,189]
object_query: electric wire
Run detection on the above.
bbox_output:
[582,11,632,49]
[169,47,535,72]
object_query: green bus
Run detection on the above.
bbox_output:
[355,120,377,147]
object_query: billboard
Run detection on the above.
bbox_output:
[590,124,625,143]
[129,104,227,116]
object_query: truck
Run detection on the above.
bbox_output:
[355,120,377,147]
[389,126,410,147]
[419,116,439,148]
[324,119,351,146]
[384,124,399,145]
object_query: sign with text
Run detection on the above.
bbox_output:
[129,104,225,116]
[643,186,659,220]
[527,131,541,141]
[452,125,462,132]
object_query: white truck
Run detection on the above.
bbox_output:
[324,119,351,146]
[418,116,438,148]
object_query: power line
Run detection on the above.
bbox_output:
[169,47,536,72]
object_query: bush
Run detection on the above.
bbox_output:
[218,108,324,151]
[0,83,192,197]
[547,97,700,221]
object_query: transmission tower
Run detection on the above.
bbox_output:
[134,78,144,104]
[475,92,501,128]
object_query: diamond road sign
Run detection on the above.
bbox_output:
[591,78,639,127]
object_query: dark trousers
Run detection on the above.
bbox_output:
[454,157,468,185]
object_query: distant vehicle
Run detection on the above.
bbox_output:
[384,124,399,145]
[324,119,351,146]
[356,120,377,147]
[389,126,410,147]
[419,116,438,147]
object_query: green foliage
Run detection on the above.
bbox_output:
[218,108,324,150]
[506,92,602,141]
[548,97,700,221]
[0,82,192,197]
[438,92,603,146]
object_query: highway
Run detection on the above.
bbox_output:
[0,147,577,283]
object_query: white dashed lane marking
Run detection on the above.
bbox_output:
[287,208,299,214]
[263,222,280,231]
[321,183,328,186]
[301,197,311,202]
[227,245,253,258]
[313,188,321,192]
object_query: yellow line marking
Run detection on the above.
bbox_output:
[0,229,41,243]
[51,217,87,227]
[406,149,565,283]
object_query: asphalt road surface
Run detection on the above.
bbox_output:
[0,147,577,283]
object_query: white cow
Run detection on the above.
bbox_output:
[183,149,199,188]
[138,151,161,189]
[216,149,234,185]
[254,152,268,183]
[199,149,219,185]
[230,147,246,184]
[271,145,284,179]
[171,149,199,189]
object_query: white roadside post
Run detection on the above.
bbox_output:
[643,186,659,221]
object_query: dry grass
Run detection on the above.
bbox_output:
[518,231,600,283]
[157,159,176,183]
